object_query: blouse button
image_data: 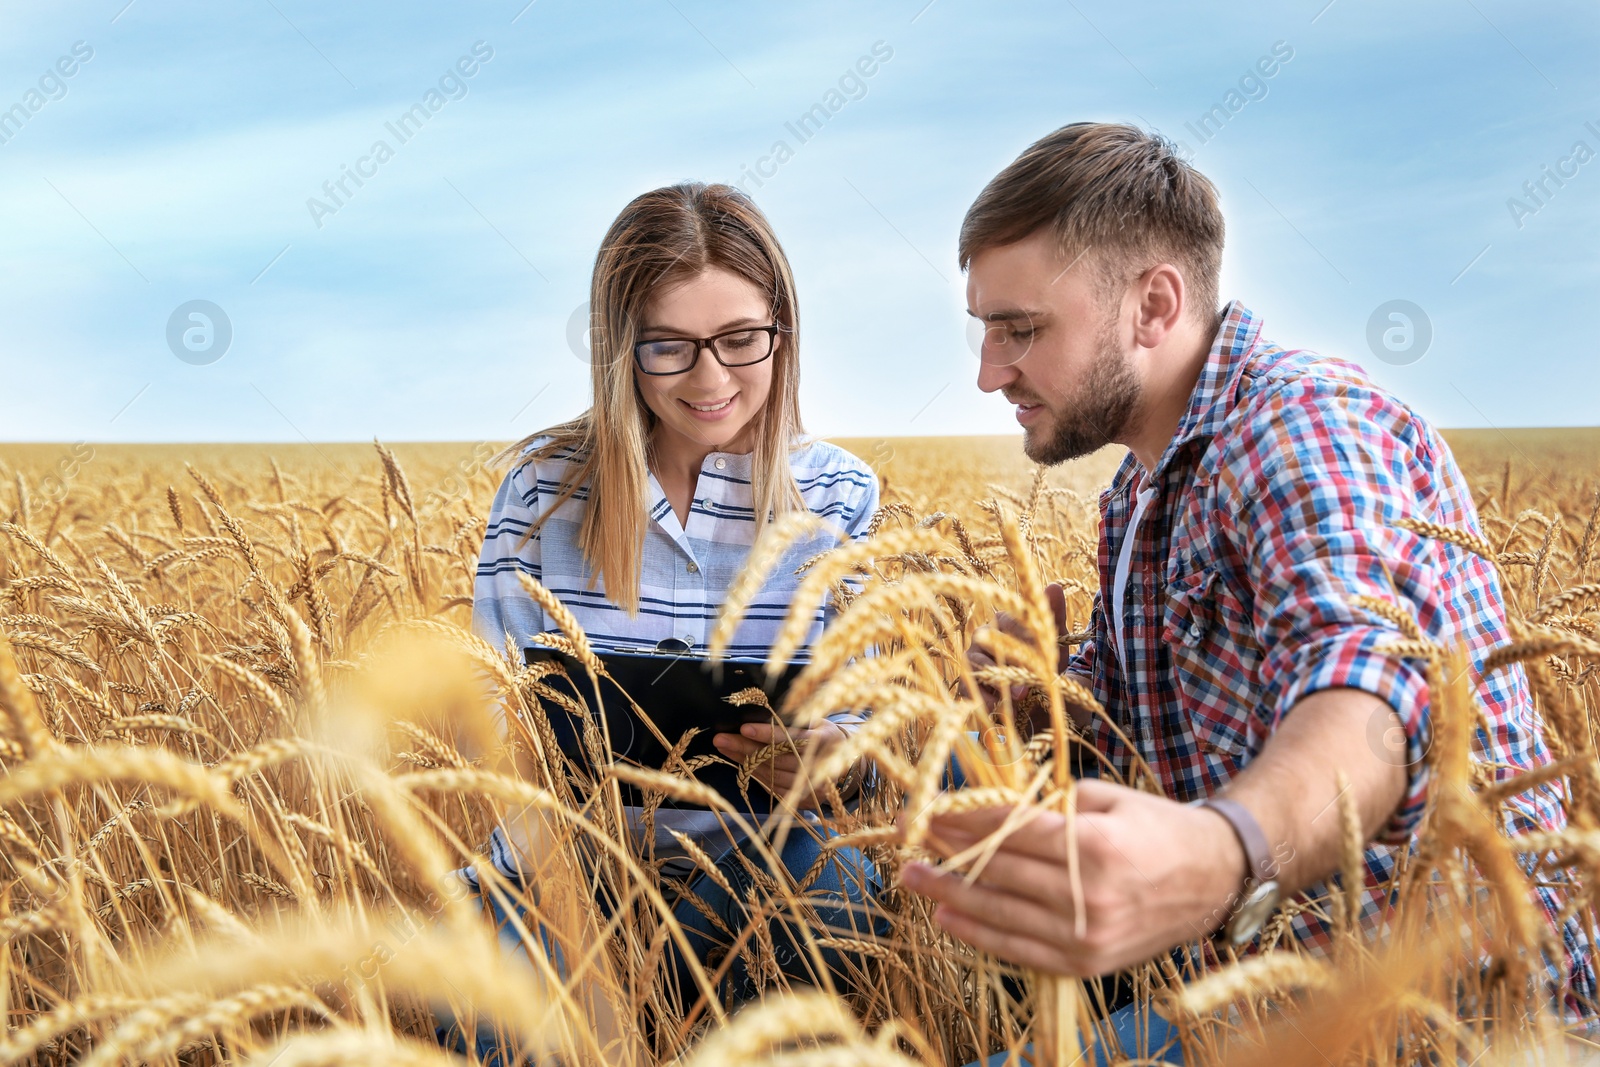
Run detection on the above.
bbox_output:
[714,457,727,470]
[686,561,700,574]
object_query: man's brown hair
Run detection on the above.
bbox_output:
[959,122,1225,323]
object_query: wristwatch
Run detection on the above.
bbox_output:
[834,757,864,803]
[1198,796,1282,949]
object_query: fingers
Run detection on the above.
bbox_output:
[1046,581,1067,629]
[705,736,802,785]
[713,724,834,778]
[930,903,1080,975]
[711,731,757,760]
[734,720,778,744]
[710,733,800,772]
[918,827,1081,911]
[1072,778,1124,813]
[900,862,1081,975]
[749,763,824,810]
[710,723,841,811]
[977,583,1072,678]
[710,721,790,755]
[922,804,1071,862]
[901,861,1074,935]
[964,644,1027,709]
[964,646,997,708]
[973,582,1067,656]
[734,721,832,746]
[993,609,1028,640]
[745,767,824,810]
[923,784,1130,850]
[964,646,999,708]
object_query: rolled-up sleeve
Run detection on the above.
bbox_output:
[1220,380,1441,844]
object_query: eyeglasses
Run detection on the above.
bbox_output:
[969,314,1039,369]
[633,324,780,376]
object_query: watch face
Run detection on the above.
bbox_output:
[1229,880,1281,947]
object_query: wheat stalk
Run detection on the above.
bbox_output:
[0,436,1593,1067]
[1174,952,1336,1015]
[515,571,601,676]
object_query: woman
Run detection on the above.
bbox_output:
[437,182,883,1059]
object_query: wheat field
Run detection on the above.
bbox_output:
[0,430,1597,1066]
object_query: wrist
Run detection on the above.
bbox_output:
[1193,802,1249,932]
[1194,795,1284,949]
[834,757,863,802]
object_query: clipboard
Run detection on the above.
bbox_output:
[522,642,809,813]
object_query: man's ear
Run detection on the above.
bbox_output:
[1131,263,1185,349]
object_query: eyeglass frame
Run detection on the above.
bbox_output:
[631,323,783,376]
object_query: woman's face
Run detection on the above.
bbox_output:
[634,267,779,456]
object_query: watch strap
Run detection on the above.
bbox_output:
[1201,796,1278,884]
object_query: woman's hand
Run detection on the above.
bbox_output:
[712,719,855,810]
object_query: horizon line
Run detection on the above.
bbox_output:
[3,427,1599,448]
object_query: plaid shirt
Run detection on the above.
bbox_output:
[1066,301,1594,1009]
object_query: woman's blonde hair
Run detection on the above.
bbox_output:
[496,182,807,615]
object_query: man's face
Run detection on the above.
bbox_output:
[966,231,1142,465]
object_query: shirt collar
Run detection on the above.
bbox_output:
[703,448,755,479]
[1111,299,1263,493]
[644,448,756,546]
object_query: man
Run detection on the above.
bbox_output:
[897,122,1595,1058]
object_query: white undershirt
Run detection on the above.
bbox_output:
[1112,484,1158,667]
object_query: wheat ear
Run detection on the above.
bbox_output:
[515,571,601,676]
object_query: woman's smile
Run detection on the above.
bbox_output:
[679,393,739,420]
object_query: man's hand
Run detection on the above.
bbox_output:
[966,581,1095,733]
[899,689,1410,975]
[966,580,1069,707]
[712,719,853,810]
[899,779,1246,976]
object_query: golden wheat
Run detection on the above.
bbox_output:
[0,434,1594,1066]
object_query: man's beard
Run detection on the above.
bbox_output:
[1020,327,1141,466]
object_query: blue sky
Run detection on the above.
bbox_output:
[1,0,1595,443]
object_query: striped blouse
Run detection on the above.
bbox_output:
[461,435,880,887]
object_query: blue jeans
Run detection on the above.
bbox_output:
[433,821,885,1064]
[433,876,564,1067]
[977,1003,1185,1065]
[667,820,886,1004]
